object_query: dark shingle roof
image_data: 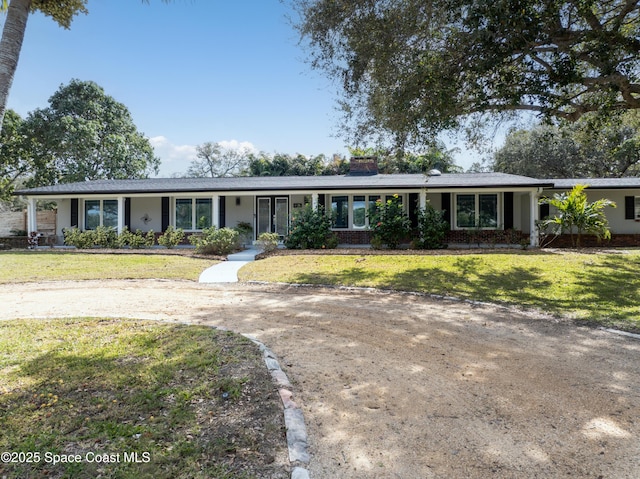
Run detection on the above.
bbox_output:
[549,178,640,189]
[16,173,552,196]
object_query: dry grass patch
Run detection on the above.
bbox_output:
[0,318,288,479]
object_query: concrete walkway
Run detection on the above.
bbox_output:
[198,248,260,283]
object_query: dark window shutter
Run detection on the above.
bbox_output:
[219,196,226,228]
[124,198,131,229]
[409,193,419,228]
[441,193,452,230]
[70,198,78,227]
[625,196,635,220]
[318,194,325,208]
[503,192,514,229]
[161,197,170,231]
[540,203,550,219]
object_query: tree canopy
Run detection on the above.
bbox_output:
[241,146,461,177]
[491,111,640,178]
[0,108,30,201]
[21,79,159,186]
[349,145,462,173]
[245,152,347,176]
[186,142,251,178]
[293,0,640,147]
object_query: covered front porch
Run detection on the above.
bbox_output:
[23,186,544,248]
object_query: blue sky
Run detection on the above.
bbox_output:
[4,0,482,176]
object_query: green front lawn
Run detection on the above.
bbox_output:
[0,251,216,283]
[0,318,285,479]
[240,251,640,332]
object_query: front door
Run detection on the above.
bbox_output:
[256,196,289,239]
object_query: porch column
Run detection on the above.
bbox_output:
[212,194,220,228]
[117,196,125,234]
[311,193,319,209]
[529,189,540,247]
[419,189,427,209]
[27,197,37,234]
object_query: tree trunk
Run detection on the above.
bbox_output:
[0,0,32,129]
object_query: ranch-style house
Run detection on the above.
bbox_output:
[15,158,640,248]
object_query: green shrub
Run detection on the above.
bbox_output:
[118,227,155,249]
[63,227,93,249]
[189,227,240,255]
[255,232,279,253]
[369,195,411,249]
[158,226,185,249]
[234,221,254,246]
[413,202,449,249]
[62,226,117,249]
[285,205,338,249]
[370,235,383,250]
[92,226,117,248]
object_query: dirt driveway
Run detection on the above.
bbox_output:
[2,280,639,478]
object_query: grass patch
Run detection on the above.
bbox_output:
[0,251,216,283]
[240,251,640,332]
[0,318,286,479]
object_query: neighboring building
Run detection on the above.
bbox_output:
[14,159,640,248]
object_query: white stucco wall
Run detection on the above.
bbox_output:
[223,195,255,232]
[425,193,442,210]
[291,194,310,213]
[543,188,640,234]
[582,189,638,234]
[130,197,162,232]
[56,199,72,234]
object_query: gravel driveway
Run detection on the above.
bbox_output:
[2,280,639,478]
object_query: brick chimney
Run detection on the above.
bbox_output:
[349,156,378,175]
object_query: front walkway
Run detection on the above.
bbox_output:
[198,248,260,283]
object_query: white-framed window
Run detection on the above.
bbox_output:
[331,195,349,228]
[636,196,640,219]
[175,198,212,230]
[330,194,402,229]
[352,195,367,228]
[455,193,499,229]
[84,199,118,230]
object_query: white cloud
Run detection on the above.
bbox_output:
[149,136,198,177]
[218,140,258,154]
[149,136,258,177]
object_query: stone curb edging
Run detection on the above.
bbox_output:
[242,333,311,479]
[600,328,640,340]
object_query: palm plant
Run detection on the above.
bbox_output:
[539,184,616,247]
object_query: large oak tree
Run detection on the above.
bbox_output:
[0,108,30,200]
[293,0,640,147]
[23,79,160,186]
